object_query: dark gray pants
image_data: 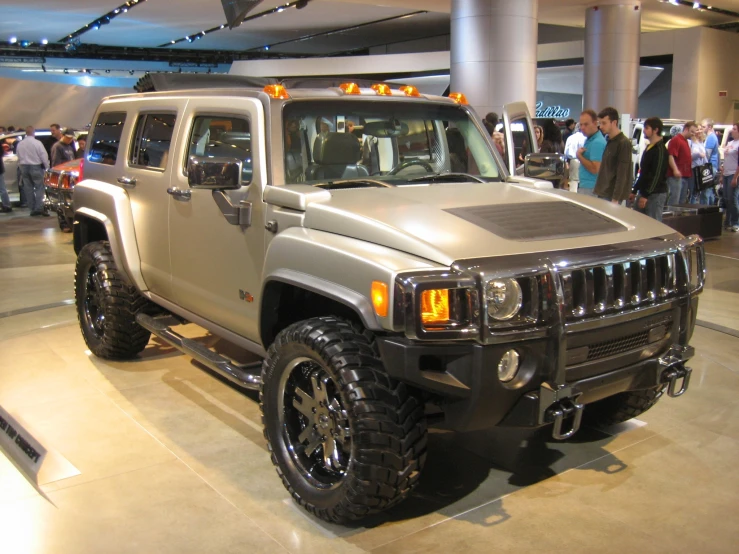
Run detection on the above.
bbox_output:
[20,165,45,213]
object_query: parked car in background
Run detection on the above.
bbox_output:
[44,158,81,231]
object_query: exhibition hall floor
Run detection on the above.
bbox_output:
[1,208,739,553]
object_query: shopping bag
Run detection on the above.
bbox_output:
[693,163,715,191]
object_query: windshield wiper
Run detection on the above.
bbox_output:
[313,179,395,190]
[402,172,488,184]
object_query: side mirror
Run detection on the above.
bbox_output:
[187,155,243,190]
[524,153,566,181]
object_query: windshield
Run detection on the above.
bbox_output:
[282,100,502,186]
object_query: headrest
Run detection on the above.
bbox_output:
[219,131,251,151]
[313,132,360,165]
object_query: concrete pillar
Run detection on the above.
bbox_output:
[584,1,641,117]
[450,0,538,118]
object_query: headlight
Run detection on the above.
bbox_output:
[486,278,523,321]
[421,289,450,327]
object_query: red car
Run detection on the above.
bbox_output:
[44,158,81,232]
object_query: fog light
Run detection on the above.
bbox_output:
[498,349,520,382]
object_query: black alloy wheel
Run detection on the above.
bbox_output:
[281,358,351,488]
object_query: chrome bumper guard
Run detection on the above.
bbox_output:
[659,344,694,398]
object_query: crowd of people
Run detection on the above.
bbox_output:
[482,107,739,230]
[0,124,86,216]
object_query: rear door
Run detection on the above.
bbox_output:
[121,98,187,299]
[502,102,537,175]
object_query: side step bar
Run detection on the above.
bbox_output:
[136,313,262,390]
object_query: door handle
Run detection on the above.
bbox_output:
[116,176,137,188]
[167,187,192,200]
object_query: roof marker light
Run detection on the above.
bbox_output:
[371,83,392,96]
[448,92,469,105]
[339,82,361,95]
[263,84,290,99]
[399,85,421,97]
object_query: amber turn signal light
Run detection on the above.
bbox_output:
[421,289,450,325]
[263,84,290,99]
[371,281,389,318]
[371,83,392,96]
[448,92,469,105]
[339,82,361,94]
[399,85,421,97]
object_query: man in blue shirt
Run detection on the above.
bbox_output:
[575,109,606,195]
[700,118,719,205]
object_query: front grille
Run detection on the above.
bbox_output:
[560,253,679,321]
[586,330,650,361]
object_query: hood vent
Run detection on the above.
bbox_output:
[444,202,627,241]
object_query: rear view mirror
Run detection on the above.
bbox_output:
[187,155,242,190]
[524,153,566,181]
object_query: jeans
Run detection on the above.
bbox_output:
[20,165,46,213]
[724,174,739,228]
[667,176,689,205]
[0,174,10,209]
[634,192,667,222]
[578,186,595,196]
[700,187,716,205]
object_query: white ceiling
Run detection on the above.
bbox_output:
[0,0,737,54]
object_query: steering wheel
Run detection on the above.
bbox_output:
[387,159,434,175]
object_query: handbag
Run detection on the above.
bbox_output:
[693,163,715,191]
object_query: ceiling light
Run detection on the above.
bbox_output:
[693,2,700,8]
[9,37,17,44]
[41,38,48,45]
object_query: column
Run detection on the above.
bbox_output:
[583,1,641,117]
[450,0,538,118]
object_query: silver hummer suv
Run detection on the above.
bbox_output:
[72,80,704,524]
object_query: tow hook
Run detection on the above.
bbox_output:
[547,398,584,440]
[538,383,584,440]
[661,363,692,398]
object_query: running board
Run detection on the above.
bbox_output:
[136,313,262,390]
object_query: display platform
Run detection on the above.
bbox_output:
[663,203,723,239]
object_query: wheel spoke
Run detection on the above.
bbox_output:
[303,435,322,457]
[310,372,329,406]
[298,424,315,445]
[322,435,338,469]
[293,386,317,419]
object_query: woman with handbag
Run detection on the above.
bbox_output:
[690,129,709,204]
[722,123,739,232]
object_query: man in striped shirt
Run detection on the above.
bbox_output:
[631,117,668,221]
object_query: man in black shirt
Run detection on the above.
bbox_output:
[594,106,633,204]
[631,117,668,221]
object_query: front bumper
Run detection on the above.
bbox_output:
[377,296,698,437]
[44,186,74,219]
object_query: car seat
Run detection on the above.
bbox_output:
[307,132,368,180]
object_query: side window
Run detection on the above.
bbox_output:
[186,115,252,183]
[129,113,176,170]
[88,112,126,165]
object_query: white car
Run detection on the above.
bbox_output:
[631,119,688,180]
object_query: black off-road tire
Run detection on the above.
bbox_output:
[58,213,72,233]
[261,317,427,523]
[74,241,151,359]
[583,387,664,428]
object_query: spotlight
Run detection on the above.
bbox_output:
[264,45,270,50]
[41,38,48,45]
[693,2,700,8]
[20,40,30,48]
[9,37,17,44]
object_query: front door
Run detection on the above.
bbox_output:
[167,97,267,344]
[502,102,537,176]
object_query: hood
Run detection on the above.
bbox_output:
[294,183,675,266]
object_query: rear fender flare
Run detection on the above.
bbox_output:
[74,180,147,292]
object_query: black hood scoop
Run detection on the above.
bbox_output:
[445,202,627,241]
